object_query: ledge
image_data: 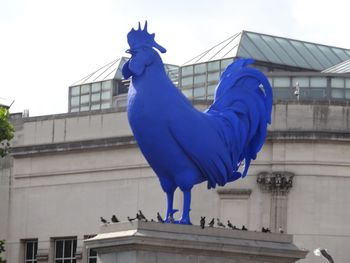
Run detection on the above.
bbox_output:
[85,222,308,263]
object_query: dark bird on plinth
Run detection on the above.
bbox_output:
[208,218,215,227]
[200,216,206,229]
[242,225,248,231]
[138,210,148,221]
[100,217,108,224]
[127,216,136,222]
[123,22,273,225]
[157,212,164,223]
[233,225,239,230]
[217,218,226,228]
[278,227,284,234]
[314,248,334,263]
[227,220,234,229]
[151,219,155,222]
[111,215,120,223]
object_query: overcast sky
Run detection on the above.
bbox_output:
[1,0,350,116]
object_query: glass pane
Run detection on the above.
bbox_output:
[70,96,80,106]
[292,77,308,87]
[275,38,310,68]
[102,80,112,91]
[91,93,100,102]
[64,240,72,258]
[91,104,101,110]
[117,81,129,95]
[331,78,344,88]
[64,260,71,263]
[26,242,33,259]
[247,33,283,64]
[89,249,97,257]
[80,106,89,111]
[331,48,349,61]
[289,40,322,70]
[261,35,297,67]
[207,61,220,71]
[81,84,90,94]
[318,46,342,65]
[55,241,64,258]
[304,43,333,68]
[331,89,344,98]
[181,66,193,76]
[181,76,193,86]
[70,86,80,96]
[55,260,63,263]
[208,72,219,82]
[101,102,111,109]
[273,87,291,99]
[182,89,193,98]
[101,91,111,100]
[345,90,350,99]
[273,77,290,87]
[220,58,233,70]
[34,241,38,258]
[345,78,350,89]
[91,83,101,92]
[310,77,327,88]
[70,108,79,113]
[194,75,206,85]
[73,239,77,257]
[80,94,90,104]
[240,34,267,62]
[194,87,206,97]
[207,85,216,96]
[89,259,97,263]
[194,63,206,74]
[310,88,326,99]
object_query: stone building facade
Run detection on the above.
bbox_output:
[1,101,350,263]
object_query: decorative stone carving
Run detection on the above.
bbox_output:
[257,172,294,194]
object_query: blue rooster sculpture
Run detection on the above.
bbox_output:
[122,22,272,225]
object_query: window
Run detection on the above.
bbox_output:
[194,63,206,74]
[207,61,220,71]
[70,86,80,96]
[88,249,97,263]
[54,238,77,263]
[181,66,193,76]
[81,84,90,94]
[91,83,101,92]
[24,240,37,263]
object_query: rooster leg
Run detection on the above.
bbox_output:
[165,190,178,223]
[179,190,192,225]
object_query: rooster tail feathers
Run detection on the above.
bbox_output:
[210,58,273,178]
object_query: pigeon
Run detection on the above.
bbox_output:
[227,220,234,229]
[200,216,206,229]
[111,215,119,223]
[157,212,164,223]
[127,216,136,222]
[217,218,226,228]
[278,227,284,234]
[241,225,248,231]
[208,218,215,227]
[100,217,108,224]
[138,210,148,221]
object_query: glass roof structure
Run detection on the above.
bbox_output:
[322,59,350,73]
[183,31,350,71]
[71,57,128,86]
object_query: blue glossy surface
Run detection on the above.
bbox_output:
[123,22,272,224]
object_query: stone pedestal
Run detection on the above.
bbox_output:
[84,222,307,263]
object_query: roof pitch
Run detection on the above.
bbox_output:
[183,31,350,71]
[322,58,350,73]
[71,57,129,86]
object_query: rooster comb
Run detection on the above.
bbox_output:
[127,21,167,53]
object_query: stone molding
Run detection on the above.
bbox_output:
[257,172,294,195]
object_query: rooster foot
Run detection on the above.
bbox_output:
[164,209,178,223]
